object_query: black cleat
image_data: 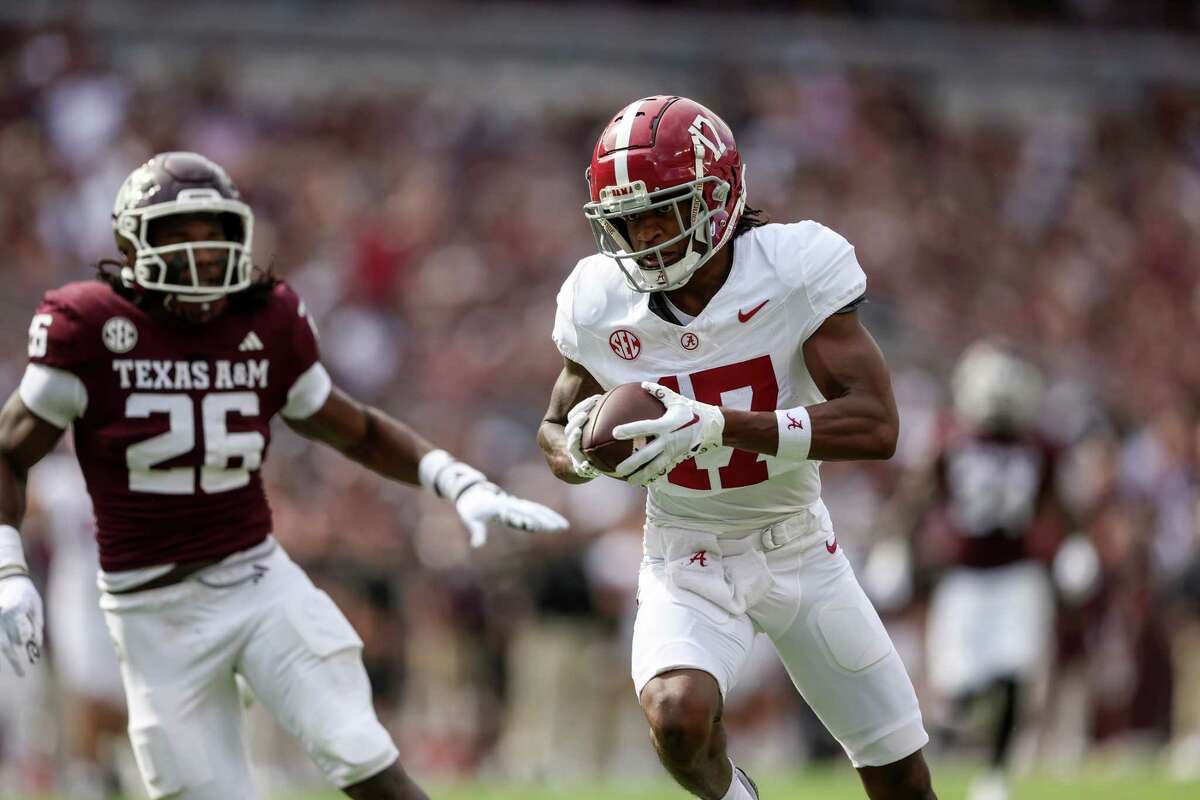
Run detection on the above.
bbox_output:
[735,766,760,799]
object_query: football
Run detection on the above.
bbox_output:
[581,382,666,473]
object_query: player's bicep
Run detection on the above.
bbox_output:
[802,310,894,405]
[542,358,604,427]
[0,391,66,473]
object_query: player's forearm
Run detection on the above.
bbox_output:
[340,407,434,486]
[722,395,896,462]
[0,397,36,529]
[720,410,778,456]
[0,453,27,530]
[537,421,592,484]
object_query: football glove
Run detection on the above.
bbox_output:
[0,575,43,678]
[612,381,725,487]
[563,394,601,480]
[419,449,569,548]
[455,482,569,549]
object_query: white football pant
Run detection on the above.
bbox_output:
[633,507,928,768]
[101,539,398,799]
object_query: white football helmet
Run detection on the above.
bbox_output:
[951,341,1044,432]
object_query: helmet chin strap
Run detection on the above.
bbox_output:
[172,291,225,304]
[161,292,226,325]
[639,248,702,291]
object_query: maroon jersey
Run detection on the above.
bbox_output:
[927,419,1060,569]
[26,280,321,571]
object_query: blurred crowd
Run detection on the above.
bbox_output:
[0,11,1198,796]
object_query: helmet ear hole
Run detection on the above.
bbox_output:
[117,240,134,264]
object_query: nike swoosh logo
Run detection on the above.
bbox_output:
[671,413,701,433]
[738,299,769,323]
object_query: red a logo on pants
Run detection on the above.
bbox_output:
[688,550,708,567]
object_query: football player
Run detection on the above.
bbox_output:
[0,151,568,800]
[538,96,936,800]
[914,342,1064,800]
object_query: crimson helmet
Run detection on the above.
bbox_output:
[584,95,746,292]
[112,152,254,303]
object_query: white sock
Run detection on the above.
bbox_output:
[719,760,756,800]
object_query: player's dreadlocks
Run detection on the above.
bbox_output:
[733,205,769,239]
[94,258,279,314]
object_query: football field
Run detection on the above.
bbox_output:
[297,764,1190,800]
[429,770,1189,800]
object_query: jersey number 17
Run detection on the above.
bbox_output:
[660,354,777,491]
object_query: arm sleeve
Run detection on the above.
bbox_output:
[797,225,868,341]
[278,286,332,420]
[18,364,88,428]
[281,363,332,420]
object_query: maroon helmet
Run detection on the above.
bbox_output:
[111,152,254,305]
[584,96,746,291]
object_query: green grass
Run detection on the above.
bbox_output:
[24,763,1199,799]
[421,765,1194,800]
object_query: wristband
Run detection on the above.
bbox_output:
[0,524,30,582]
[417,449,487,501]
[417,449,454,494]
[0,525,28,573]
[0,564,30,581]
[774,406,813,462]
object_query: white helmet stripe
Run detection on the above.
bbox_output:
[613,99,645,186]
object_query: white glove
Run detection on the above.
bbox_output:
[563,394,601,480]
[613,382,725,487]
[455,482,570,548]
[419,449,569,548]
[0,575,43,678]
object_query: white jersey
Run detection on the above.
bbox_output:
[553,221,867,534]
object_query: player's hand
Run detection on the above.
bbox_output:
[612,382,725,487]
[563,394,602,480]
[0,576,43,678]
[455,483,570,548]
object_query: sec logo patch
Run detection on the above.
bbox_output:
[609,329,641,360]
[102,316,138,353]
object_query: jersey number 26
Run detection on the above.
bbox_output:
[125,392,265,494]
